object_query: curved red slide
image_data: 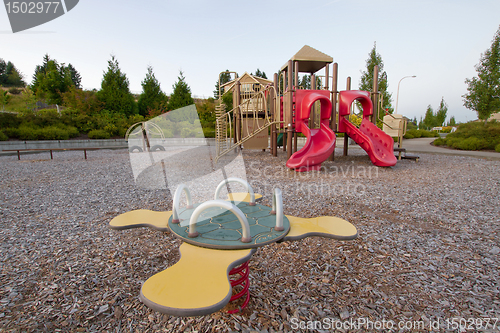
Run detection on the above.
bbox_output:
[286,90,336,172]
[338,90,397,167]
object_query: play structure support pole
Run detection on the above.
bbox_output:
[286,60,293,160]
[294,61,299,153]
[371,65,379,125]
[325,63,329,90]
[343,76,351,157]
[310,74,316,129]
[329,63,338,161]
[235,81,241,147]
[272,73,278,157]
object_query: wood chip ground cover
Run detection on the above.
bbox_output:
[0,149,498,332]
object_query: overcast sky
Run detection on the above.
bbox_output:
[1,0,499,123]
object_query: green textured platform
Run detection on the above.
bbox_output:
[168,202,290,249]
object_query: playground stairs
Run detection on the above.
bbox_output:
[215,103,229,151]
[215,87,282,162]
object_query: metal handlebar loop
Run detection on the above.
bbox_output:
[188,200,251,242]
[214,177,256,206]
[270,188,284,231]
[171,184,193,224]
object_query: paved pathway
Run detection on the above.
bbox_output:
[393,137,500,159]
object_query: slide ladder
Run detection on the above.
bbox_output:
[215,86,283,162]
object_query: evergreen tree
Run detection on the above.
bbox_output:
[359,42,392,118]
[138,66,168,117]
[299,74,311,89]
[448,116,456,126]
[214,70,232,99]
[0,59,25,87]
[32,54,51,87]
[435,97,448,126]
[168,71,194,110]
[463,25,500,123]
[31,59,73,104]
[253,69,267,79]
[67,63,82,89]
[97,55,136,116]
[422,105,435,130]
[31,55,79,104]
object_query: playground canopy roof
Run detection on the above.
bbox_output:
[221,72,273,94]
[281,45,333,74]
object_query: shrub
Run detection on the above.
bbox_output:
[88,129,111,139]
[455,137,489,150]
[0,130,7,141]
[17,125,39,140]
[433,138,446,146]
[444,121,500,150]
[37,126,70,140]
[180,127,195,138]
[496,143,500,153]
[7,87,22,95]
[0,113,21,128]
[3,127,19,138]
[404,129,439,139]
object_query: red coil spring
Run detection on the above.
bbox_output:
[227,260,250,314]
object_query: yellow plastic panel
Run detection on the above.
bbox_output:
[283,215,357,241]
[108,209,172,231]
[140,242,254,316]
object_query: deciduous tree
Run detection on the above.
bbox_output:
[463,26,500,123]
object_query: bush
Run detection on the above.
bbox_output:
[0,130,7,141]
[37,126,70,140]
[454,137,489,150]
[496,143,500,153]
[433,138,446,146]
[444,121,500,150]
[8,87,22,95]
[404,129,439,139]
[0,113,21,128]
[3,127,19,138]
[88,129,111,139]
[17,124,39,140]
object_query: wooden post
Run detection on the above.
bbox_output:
[329,63,338,161]
[272,73,278,157]
[235,80,241,146]
[286,60,293,160]
[343,76,351,157]
[372,65,379,125]
[293,61,299,153]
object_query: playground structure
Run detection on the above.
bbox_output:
[215,45,411,170]
[110,178,357,316]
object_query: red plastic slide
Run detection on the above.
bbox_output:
[286,90,336,172]
[338,90,397,167]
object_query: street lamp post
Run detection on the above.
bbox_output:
[395,75,416,114]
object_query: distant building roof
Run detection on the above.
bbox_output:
[221,72,273,93]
